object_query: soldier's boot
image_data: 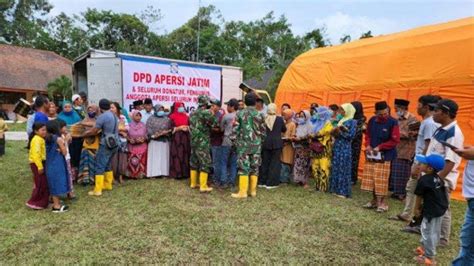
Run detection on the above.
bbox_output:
[190,170,198,189]
[231,175,249,199]
[249,175,258,197]
[199,172,213,193]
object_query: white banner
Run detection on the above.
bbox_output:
[121,55,222,112]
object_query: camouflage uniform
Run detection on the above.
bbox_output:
[189,96,217,173]
[234,106,266,176]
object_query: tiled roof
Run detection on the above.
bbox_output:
[0,44,72,92]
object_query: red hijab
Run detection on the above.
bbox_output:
[169,102,189,127]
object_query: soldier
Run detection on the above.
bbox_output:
[189,95,217,193]
[231,93,266,198]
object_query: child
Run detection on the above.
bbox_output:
[413,153,448,265]
[57,119,76,200]
[0,116,8,156]
[26,122,49,210]
[45,120,70,213]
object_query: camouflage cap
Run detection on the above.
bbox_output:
[198,95,211,106]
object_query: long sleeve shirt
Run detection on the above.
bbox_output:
[29,135,46,170]
[365,116,400,161]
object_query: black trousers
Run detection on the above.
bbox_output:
[0,138,5,156]
[69,138,83,168]
[260,148,282,187]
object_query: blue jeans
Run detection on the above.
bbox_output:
[212,146,224,185]
[221,145,237,186]
[453,199,474,265]
[95,144,117,175]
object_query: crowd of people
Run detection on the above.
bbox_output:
[13,90,474,265]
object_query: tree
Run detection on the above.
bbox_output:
[47,75,72,101]
[340,34,351,44]
[360,30,373,39]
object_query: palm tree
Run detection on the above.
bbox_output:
[47,75,73,102]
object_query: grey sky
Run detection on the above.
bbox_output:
[49,0,474,43]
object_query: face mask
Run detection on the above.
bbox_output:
[178,107,185,113]
[296,118,305,125]
[157,111,165,117]
[397,111,404,118]
[88,112,96,118]
[336,114,344,121]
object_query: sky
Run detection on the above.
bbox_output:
[49,0,474,44]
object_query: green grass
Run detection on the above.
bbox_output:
[5,122,26,132]
[0,140,467,264]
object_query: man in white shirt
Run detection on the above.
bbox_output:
[140,98,154,123]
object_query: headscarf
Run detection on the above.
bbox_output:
[265,103,277,130]
[169,102,189,127]
[58,101,81,126]
[129,110,147,138]
[153,104,164,117]
[311,106,332,133]
[337,103,356,126]
[296,110,313,138]
[82,105,99,123]
[351,101,364,120]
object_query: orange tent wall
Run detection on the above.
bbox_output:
[275,17,474,201]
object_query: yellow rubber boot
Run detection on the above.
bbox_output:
[199,172,213,193]
[88,175,104,196]
[249,175,258,197]
[190,170,198,189]
[103,171,114,191]
[232,175,249,199]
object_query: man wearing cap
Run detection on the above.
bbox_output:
[82,98,119,196]
[210,99,225,187]
[361,101,400,212]
[133,100,144,112]
[189,95,217,193]
[220,98,239,187]
[231,93,266,198]
[72,94,86,119]
[452,146,474,265]
[140,98,154,123]
[425,98,464,247]
[389,99,419,200]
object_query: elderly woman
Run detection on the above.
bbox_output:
[259,103,286,189]
[169,102,191,179]
[110,102,129,183]
[58,100,82,179]
[146,104,172,178]
[77,105,100,185]
[292,110,313,188]
[310,106,334,192]
[329,103,357,198]
[127,110,148,179]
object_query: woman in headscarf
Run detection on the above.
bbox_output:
[127,110,148,179]
[259,103,286,189]
[169,102,191,179]
[309,106,334,192]
[280,108,296,184]
[329,103,357,198]
[77,105,100,185]
[292,110,313,188]
[58,100,82,180]
[146,104,172,178]
[110,102,129,183]
[350,101,366,185]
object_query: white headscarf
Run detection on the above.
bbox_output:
[265,103,277,130]
[296,110,313,138]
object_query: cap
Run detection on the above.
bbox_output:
[198,95,211,106]
[435,99,458,116]
[211,99,222,107]
[415,154,445,172]
[144,98,153,105]
[72,94,81,103]
[133,100,143,107]
[99,98,111,110]
[225,98,239,109]
[375,101,388,111]
[394,99,410,107]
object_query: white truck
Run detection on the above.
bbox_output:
[73,49,243,112]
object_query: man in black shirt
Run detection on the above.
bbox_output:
[413,153,448,265]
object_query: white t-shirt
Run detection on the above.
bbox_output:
[426,121,464,190]
[462,160,474,199]
[416,116,439,155]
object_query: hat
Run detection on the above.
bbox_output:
[133,100,143,107]
[244,93,257,106]
[375,101,388,111]
[434,99,458,116]
[394,99,410,107]
[99,99,111,110]
[211,99,222,107]
[72,94,81,103]
[415,154,445,172]
[144,98,153,105]
[198,95,211,106]
[225,98,239,109]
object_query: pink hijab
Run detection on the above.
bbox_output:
[128,110,147,153]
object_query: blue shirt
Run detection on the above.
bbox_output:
[95,111,119,144]
[367,116,398,161]
[33,112,48,124]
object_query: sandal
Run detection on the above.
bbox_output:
[414,246,425,256]
[414,255,434,265]
[52,205,69,213]
[362,202,377,209]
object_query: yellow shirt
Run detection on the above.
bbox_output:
[83,135,100,150]
[29,135,46,170]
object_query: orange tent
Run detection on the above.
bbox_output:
[275,17,474,200]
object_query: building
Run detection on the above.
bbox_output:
[0,44,72,119]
